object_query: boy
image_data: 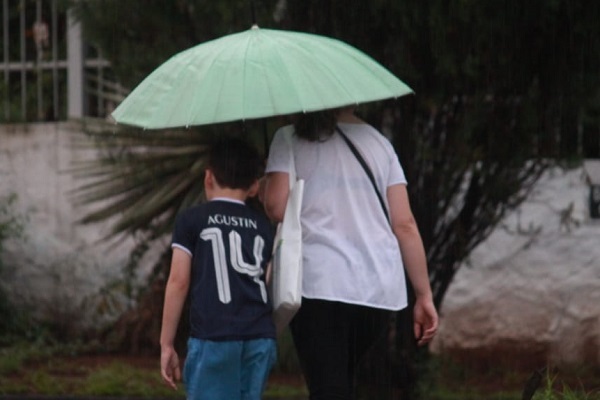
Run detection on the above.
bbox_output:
[160,137,277,400]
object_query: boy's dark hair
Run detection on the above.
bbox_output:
[207,137,262,190]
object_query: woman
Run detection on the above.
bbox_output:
[263,107,438,400]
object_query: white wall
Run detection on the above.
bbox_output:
[0,122,148,331]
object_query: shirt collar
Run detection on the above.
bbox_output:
[210,197,245,205]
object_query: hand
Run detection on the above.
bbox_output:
[413,296,438,346]
[160,346,181,390]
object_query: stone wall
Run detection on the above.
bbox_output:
[431,165,600,367]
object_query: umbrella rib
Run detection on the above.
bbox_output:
[241,31,254,121]
[166,40,235,127]
[259,30,307,115]
[187,31,255,125]
[277,32,358,112]
[300,35,397,108]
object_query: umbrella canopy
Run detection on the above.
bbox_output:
[111,25,413,129]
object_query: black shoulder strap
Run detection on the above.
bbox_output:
[335,125,390,224]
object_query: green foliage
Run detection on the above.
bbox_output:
[0,194,28,340]
[0,340,91,376]
[272,328,301,374]
[0,353,180,397]
[0,348,28,376]
[532,369,600,400]
[69,0,277,89]
[416,356,522,400]
[0,343,304,398]
[1,194,98,344]
[414,357,600,400]
[78,362,177,397]
[264,383,307,398]
[1,346,598,399]
[0,194,24,255]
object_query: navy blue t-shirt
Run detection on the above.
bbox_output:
[171,199,276,341]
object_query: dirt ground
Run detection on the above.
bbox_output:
[4,352,600,399]
[1,353,306,398]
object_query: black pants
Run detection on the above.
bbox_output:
[290,298,392,400]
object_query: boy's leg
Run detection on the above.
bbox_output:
[183,338,243,400]
[240,338,277,400]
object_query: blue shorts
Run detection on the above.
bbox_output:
[183,337,277,400]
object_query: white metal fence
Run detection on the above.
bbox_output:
[1,0,125,123]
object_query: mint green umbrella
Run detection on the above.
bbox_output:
[111,25,413,129]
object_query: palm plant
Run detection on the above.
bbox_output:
[72,125,209,239]
[72,119,272,250]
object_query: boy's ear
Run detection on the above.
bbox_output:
[204,169,213,188]
[247,179,259,198]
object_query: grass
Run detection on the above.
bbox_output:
[0,352,178,397]
[531,369,600,400]
[417,356,600,400]
[0,342,598,400]
[0,341,307,399]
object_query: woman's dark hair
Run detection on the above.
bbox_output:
[207,137,262,190]
[294,109,337,141]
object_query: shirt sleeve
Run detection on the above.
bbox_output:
[171,210,195,257]
[265,125,294,174]
[385,139,408,187]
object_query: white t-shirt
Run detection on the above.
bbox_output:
[265,122,408,311]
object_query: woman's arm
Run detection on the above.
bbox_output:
[387,183,438,346]
[262,171,290,222]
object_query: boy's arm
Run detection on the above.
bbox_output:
[160,248,191,390]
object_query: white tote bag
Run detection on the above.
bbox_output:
[270,131,304,335]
